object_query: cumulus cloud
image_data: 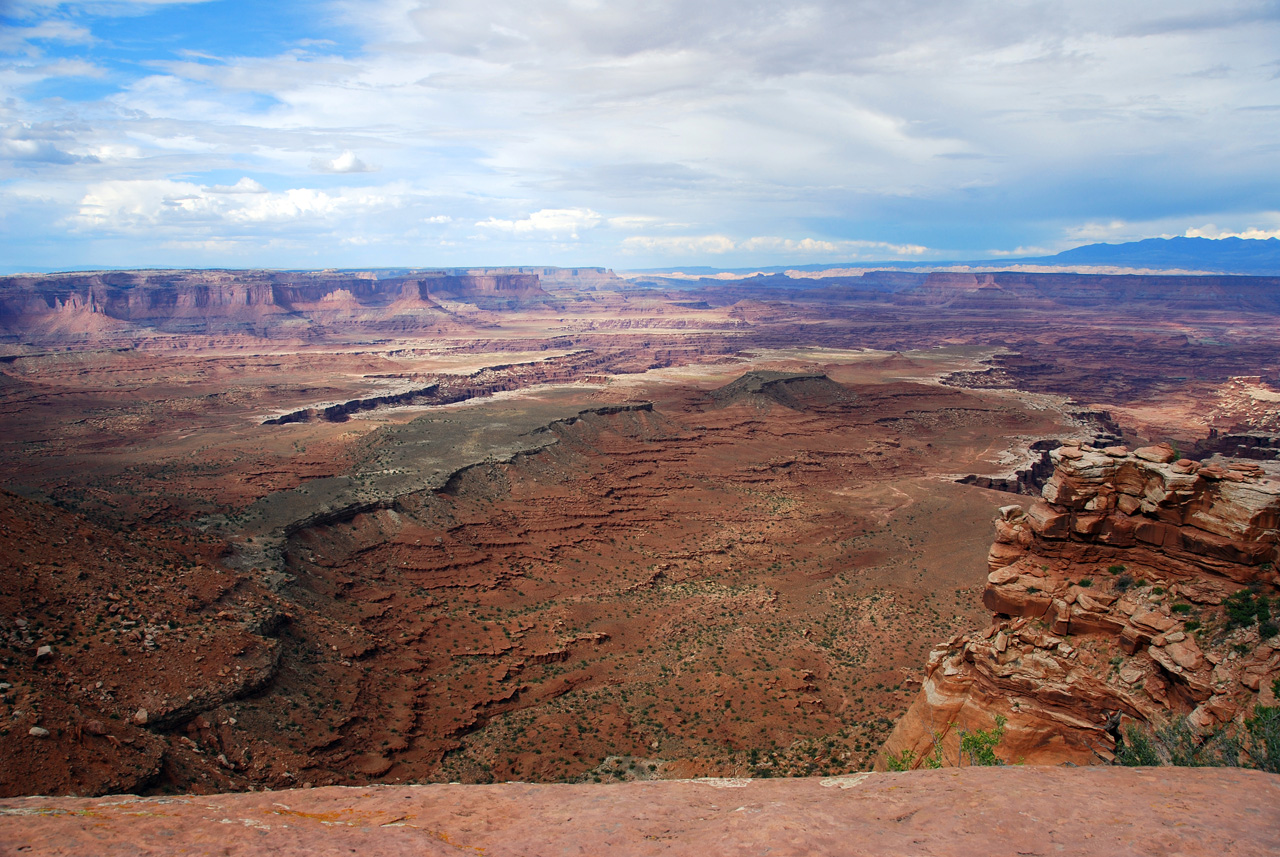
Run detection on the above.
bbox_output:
[1184,224,1280,240]
[203,177,268,194]
[311,150,376,174]
[476,208,603,239]
[75,179,400,231]
[6,0,1280,268]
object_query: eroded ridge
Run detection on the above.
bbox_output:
[883,441,1280,767]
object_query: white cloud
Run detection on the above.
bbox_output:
[77,179,218,227]
[74,179,402,231]
[476,208,603,238]
[621,235,737,255]
[0,20,95,51]
[6,0,1280,268]
[1185,224,1280,240]
[988,246,1054,257]
[0,124,96,164]
[1062,220,1142,244]
[310,150,376,174]
[607,215,664,229]
[228,188,344,222]
[622,234,930,258]
[738,236,928,256]
[204,177,268,194]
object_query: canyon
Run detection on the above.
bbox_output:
[1,265,1279,848]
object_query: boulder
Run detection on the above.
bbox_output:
[1134,443,1177,464]
[1026,501,1070,539]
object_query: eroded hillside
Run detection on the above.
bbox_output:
[3,266,1280,796]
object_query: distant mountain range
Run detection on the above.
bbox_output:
[628,236,1280,277]
[1019,236,1280,274]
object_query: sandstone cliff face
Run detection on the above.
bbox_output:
[881,441,1280,768]
[0,270,547,340]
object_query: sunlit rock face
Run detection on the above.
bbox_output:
[881,441,1280,768]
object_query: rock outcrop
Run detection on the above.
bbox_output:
[881,441,1280,767]
[4,768,1277,857]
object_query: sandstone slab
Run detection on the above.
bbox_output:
[2,769,1279,857]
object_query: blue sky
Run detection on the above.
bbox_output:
[2,0,1279,272]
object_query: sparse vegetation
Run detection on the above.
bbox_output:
[1224,587,1272,631]
[1118,686,1280,774]
[958,715,1008,766]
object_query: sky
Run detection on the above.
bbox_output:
[2,0,1280,272]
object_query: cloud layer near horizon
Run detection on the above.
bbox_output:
[2,0,1279,270]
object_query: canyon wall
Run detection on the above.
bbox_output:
[906,271,1280,311]
[0,269,547,339]
[881,441,1280,767]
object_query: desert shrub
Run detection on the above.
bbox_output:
[1078,578,1093,588]
[1224,588,1271,629]
[1116,716,1229,767]
[1107,564,1127,575]
[1114,574,1135,592]
[885,732,945,771]
[1116,724,1160,766]
[1240,702,1280,774]
[959,715,1007,766]
[1171,603,1193,615]
[1116,710,1280,771]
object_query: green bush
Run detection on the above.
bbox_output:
[885,748,916,772]
[1117,715,1232,767]
[1224,588,1271,629]
[1117,700,1280,773]
[959,715,1007,766]
[1116,724,1160,766]
[1240,703,1280,773]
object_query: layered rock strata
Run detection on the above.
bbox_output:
[882,441,1280,767]
[0,269,547,339]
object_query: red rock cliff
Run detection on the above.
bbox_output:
[881,440,1280,767]
[0,269,547,339]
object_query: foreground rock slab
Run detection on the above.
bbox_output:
[3,768,1278,856]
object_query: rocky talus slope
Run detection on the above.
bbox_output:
[882,441,1280,767]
